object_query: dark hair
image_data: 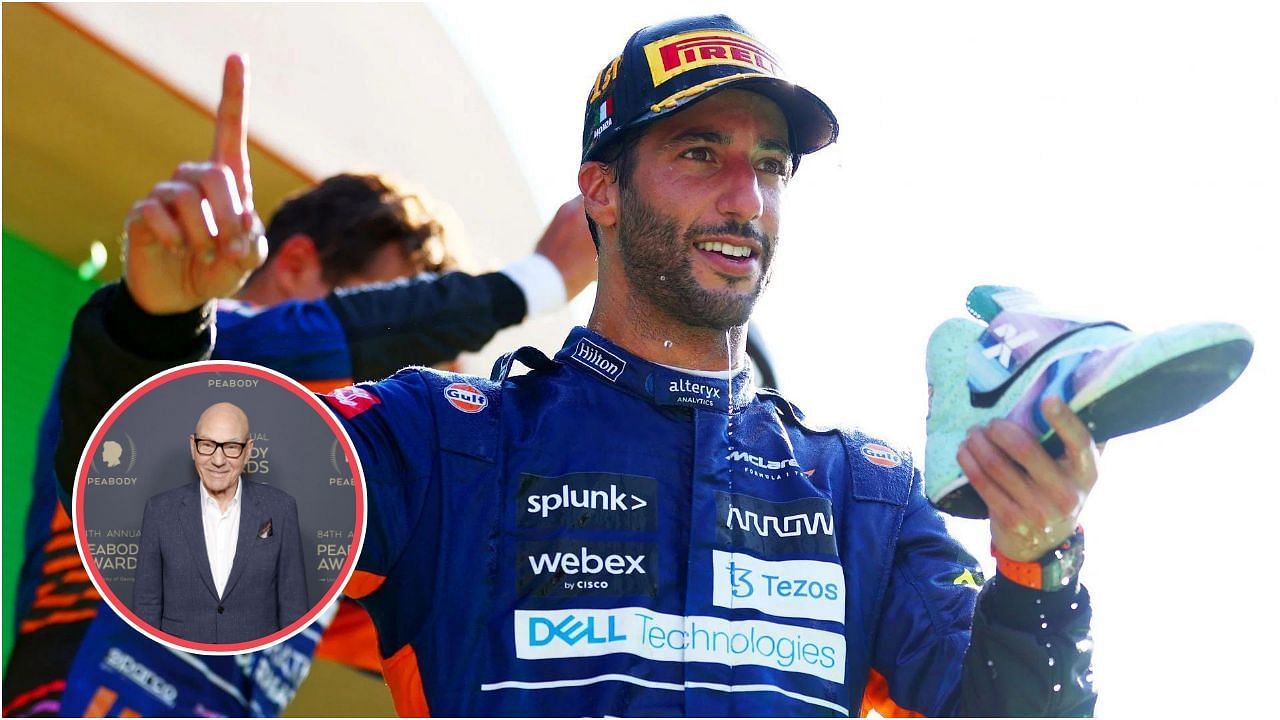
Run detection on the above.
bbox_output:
[263,173,455,284]
[585,127,645,250]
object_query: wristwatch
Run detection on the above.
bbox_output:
[992,525,1084,592]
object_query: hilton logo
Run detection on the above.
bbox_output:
[571,340,625,382]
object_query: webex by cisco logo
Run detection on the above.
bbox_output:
[517,541,657,598]
[517,473,656,532]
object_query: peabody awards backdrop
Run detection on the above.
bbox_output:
[78,367,358,617]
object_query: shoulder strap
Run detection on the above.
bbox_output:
[491,345,557,382]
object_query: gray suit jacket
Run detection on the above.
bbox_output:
[133,479,308,644]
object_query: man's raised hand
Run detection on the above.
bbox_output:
[123,54,266,315]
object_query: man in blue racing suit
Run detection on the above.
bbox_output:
[54,16,1101,716]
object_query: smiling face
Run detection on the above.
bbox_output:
[190,402,252,497]
[612,89,792,330]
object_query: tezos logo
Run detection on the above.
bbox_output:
[860,443,901,469]
[443,383,487,413]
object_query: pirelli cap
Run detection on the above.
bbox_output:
[581,14,839,163]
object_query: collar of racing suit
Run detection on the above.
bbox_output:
[553,326,757,414]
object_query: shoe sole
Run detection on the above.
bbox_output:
[930,325,1253,518]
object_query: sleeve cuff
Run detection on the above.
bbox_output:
[499,253,566,318]
[107,282,214,361]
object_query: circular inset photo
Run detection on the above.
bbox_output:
[72,360,366,655]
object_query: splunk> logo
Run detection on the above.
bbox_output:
[443,382,488,413]
[571,339,626,382]
[527,613,626,647]
[518,473,657,532]
[525,483,648,518]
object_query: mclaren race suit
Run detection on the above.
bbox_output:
[51,296,1097,717]
[5,270,527,718]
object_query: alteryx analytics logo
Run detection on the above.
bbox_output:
[712,550,845,624]
[570,339,625,382]
[518,473,656,532]
[518,541,658,598]
[664,377,723,408]
[715,492,837,557]
[514,608,845,684]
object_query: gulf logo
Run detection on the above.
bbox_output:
[444,383,488,414]
[861,443,902,469]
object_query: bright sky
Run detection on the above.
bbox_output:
[433,1,1278,715]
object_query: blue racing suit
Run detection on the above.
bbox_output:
[49,284,1097,716]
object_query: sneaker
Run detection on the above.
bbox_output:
[925,285,1253,518]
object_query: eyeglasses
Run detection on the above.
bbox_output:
[192,435,248,459]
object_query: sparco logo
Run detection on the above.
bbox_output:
[716,492,838,556]
[571,339,625,382]
[726,451,799,471]
[104,648,178,707]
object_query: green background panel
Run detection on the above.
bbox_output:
[2,230,98,662]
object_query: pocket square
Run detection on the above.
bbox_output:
[258,519,273,539]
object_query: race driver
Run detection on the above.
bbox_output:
[53,16,1100,716]
[6,84,595,719]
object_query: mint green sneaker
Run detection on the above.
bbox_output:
[925,286,1253,518]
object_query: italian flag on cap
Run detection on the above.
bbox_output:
[599,96,613,123]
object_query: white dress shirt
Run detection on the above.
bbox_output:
[200,479,242,599]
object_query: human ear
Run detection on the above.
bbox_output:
[578,162,619,232]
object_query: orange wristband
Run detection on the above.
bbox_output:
[992,525,1084,592]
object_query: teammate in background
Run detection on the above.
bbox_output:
[51,14,1102,715]
[4,57,596,717]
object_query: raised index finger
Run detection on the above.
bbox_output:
[210,54,251,204]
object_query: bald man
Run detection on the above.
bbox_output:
[132,402,308,644]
